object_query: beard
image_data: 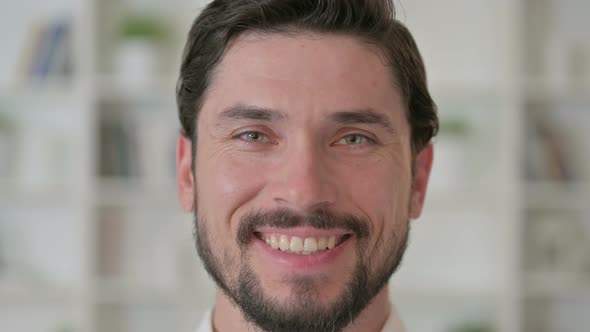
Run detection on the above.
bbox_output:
[194,208,409,332]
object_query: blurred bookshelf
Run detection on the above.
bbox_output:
[0,0,589,332]
[519,1,590,332]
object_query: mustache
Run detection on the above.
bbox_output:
[237,208,370,248]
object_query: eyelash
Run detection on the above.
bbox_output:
[337,133,377,146]
[234,131,271,143]
[232,131,377,146]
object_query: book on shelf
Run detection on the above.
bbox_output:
[524,103,575,182]
[98,107,177,182]
[16,17,73,85]
[97,207,124,277]
[99,113,140,178]
[0,111,17,178]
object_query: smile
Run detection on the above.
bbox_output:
[254,232,351,255]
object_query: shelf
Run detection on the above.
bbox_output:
[0,179,82,208]
[96,285,181,305]
[96,74,177,104]
[96,177,180,208]
[0,83,79,103]
[425,185,514,211]
[94,279,205,305]
[428,80,508,98]
[524,271,590,298]
[0,275,83,306]
[391,285,500,304]
[524,181,589,210]
[522,78,590,103]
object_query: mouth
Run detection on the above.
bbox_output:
[254,230,352,255]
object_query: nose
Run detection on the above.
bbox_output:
[268,143,338,213]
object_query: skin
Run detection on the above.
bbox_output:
[177,32,433,332]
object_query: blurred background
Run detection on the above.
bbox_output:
[0,0,588,331]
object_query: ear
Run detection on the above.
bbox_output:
[410,143,434,219]
[176,134,195,212]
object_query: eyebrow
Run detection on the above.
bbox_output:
[329,109,396,134]
[216,105,395,134]
[217,104,287,124]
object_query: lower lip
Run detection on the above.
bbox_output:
[252,235,353,271]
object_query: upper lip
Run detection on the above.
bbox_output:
[254,226,353,238]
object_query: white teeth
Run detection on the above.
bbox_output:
[317,237,328,250]
[327,236,336,249]
[279,235,290,251]
[270,234,279,250]
[290,236,304,253]
[303,237,318,253]
[262,234,344,254]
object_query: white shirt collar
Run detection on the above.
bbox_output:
[196,304,405,332]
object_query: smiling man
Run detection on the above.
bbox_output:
[175,1,438,331]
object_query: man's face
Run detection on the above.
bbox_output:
[177,33,432,331]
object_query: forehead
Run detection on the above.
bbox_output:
[201,32,406,128]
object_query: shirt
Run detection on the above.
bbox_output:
[195,304,406,332]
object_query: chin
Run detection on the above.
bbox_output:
[255,269,351,307]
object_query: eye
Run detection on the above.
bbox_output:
[336,134,374,145]
[236,131,270,143]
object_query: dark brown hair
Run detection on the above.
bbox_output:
[176,0,438,155]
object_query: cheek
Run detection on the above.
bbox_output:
[353,167,412,264]
[345,160,412,240]
[218,158,265,208]
[196,152,268,233]
[378,172,411,211]
[354,157,411,207]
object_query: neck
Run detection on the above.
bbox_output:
[212,285,391,332]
